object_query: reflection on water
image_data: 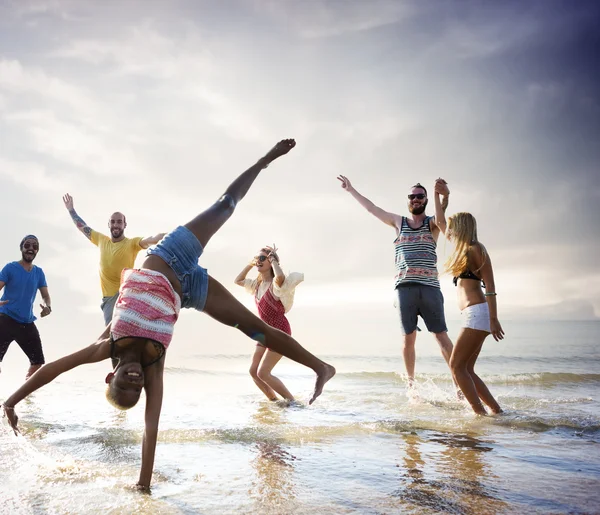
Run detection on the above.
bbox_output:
[250,441,298,513]
[2,340,599,514]
[249,404,298,513]
[390,431,507,515]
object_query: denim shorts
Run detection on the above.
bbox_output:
[146,226,209,311]
[395,283,447,334]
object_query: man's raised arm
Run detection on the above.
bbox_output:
[63,193,94,241]
[337,175,399,228]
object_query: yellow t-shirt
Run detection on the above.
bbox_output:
[91,230,144,297]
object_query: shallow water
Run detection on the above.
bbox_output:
[1,321,599,514]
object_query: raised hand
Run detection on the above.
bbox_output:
[40,304,52,318]
[337,175,354,192]
[490,318,505,342]
[265,244,279,264]
[2,405,19,435]
[434,178,449,196]
[62,193,74,211]
[264,139,296,162]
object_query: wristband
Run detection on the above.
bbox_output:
[484,292,497,297]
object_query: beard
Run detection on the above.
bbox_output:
[21,251,36,263]
[408,199,428,215]
[111,229,124,239]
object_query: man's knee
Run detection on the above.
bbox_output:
[249,366,260,379]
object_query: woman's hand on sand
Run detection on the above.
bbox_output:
[3,405,19,435]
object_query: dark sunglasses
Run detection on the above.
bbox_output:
[408,194,426,200]
[255,255,268,263]
[23,243,39,250]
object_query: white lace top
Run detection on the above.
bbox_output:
[243,272,304,313]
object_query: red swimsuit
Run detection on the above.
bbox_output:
[255,286,292,336]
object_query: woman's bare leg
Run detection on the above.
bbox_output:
[258,350,294,401]
[466,341,502,414]
[249,345,278,401]
[450,328,488,415]
[203,276,335,404]
[184,140,296,249]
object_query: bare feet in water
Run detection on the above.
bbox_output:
[309,363,336,405]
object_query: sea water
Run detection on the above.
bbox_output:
[1,320,599,514]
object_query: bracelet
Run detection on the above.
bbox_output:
[484,292,497,297]
[3,405,15,410]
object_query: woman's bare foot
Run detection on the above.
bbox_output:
[309,363,336,405]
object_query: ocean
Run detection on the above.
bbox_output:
[1,320,599,514]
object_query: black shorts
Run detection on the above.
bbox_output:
[395,283,448,335]
[0,314,45,365]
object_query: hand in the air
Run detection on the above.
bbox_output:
[62,193,74,211]
[264,244,279,264]
[434,178,449,196]
[337,175,354,193]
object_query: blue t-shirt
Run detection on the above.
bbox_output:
[0,262,47,324]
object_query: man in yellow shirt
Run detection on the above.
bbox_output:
[63,194,166,326]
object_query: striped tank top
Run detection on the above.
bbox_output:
[393,216,440,289]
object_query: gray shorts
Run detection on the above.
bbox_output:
[101,293,119,327]
[395,283,448,335]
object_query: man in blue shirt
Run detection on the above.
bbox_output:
[0,235,52,379]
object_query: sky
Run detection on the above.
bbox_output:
[0,0,599,360]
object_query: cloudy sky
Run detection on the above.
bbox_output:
[0,0,598,360]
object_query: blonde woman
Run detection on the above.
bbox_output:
[235,245,303,402]
[434,180,504,415]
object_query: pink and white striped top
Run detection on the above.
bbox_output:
[111,268,181,349]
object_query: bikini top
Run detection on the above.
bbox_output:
[110,337,165,369]
[453,269,484,287]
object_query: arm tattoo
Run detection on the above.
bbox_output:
[442,195,449,212]
[69,209,93,240]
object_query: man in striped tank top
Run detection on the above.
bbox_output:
[338,176,454,387]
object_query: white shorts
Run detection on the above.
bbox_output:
[461,302,490,332]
